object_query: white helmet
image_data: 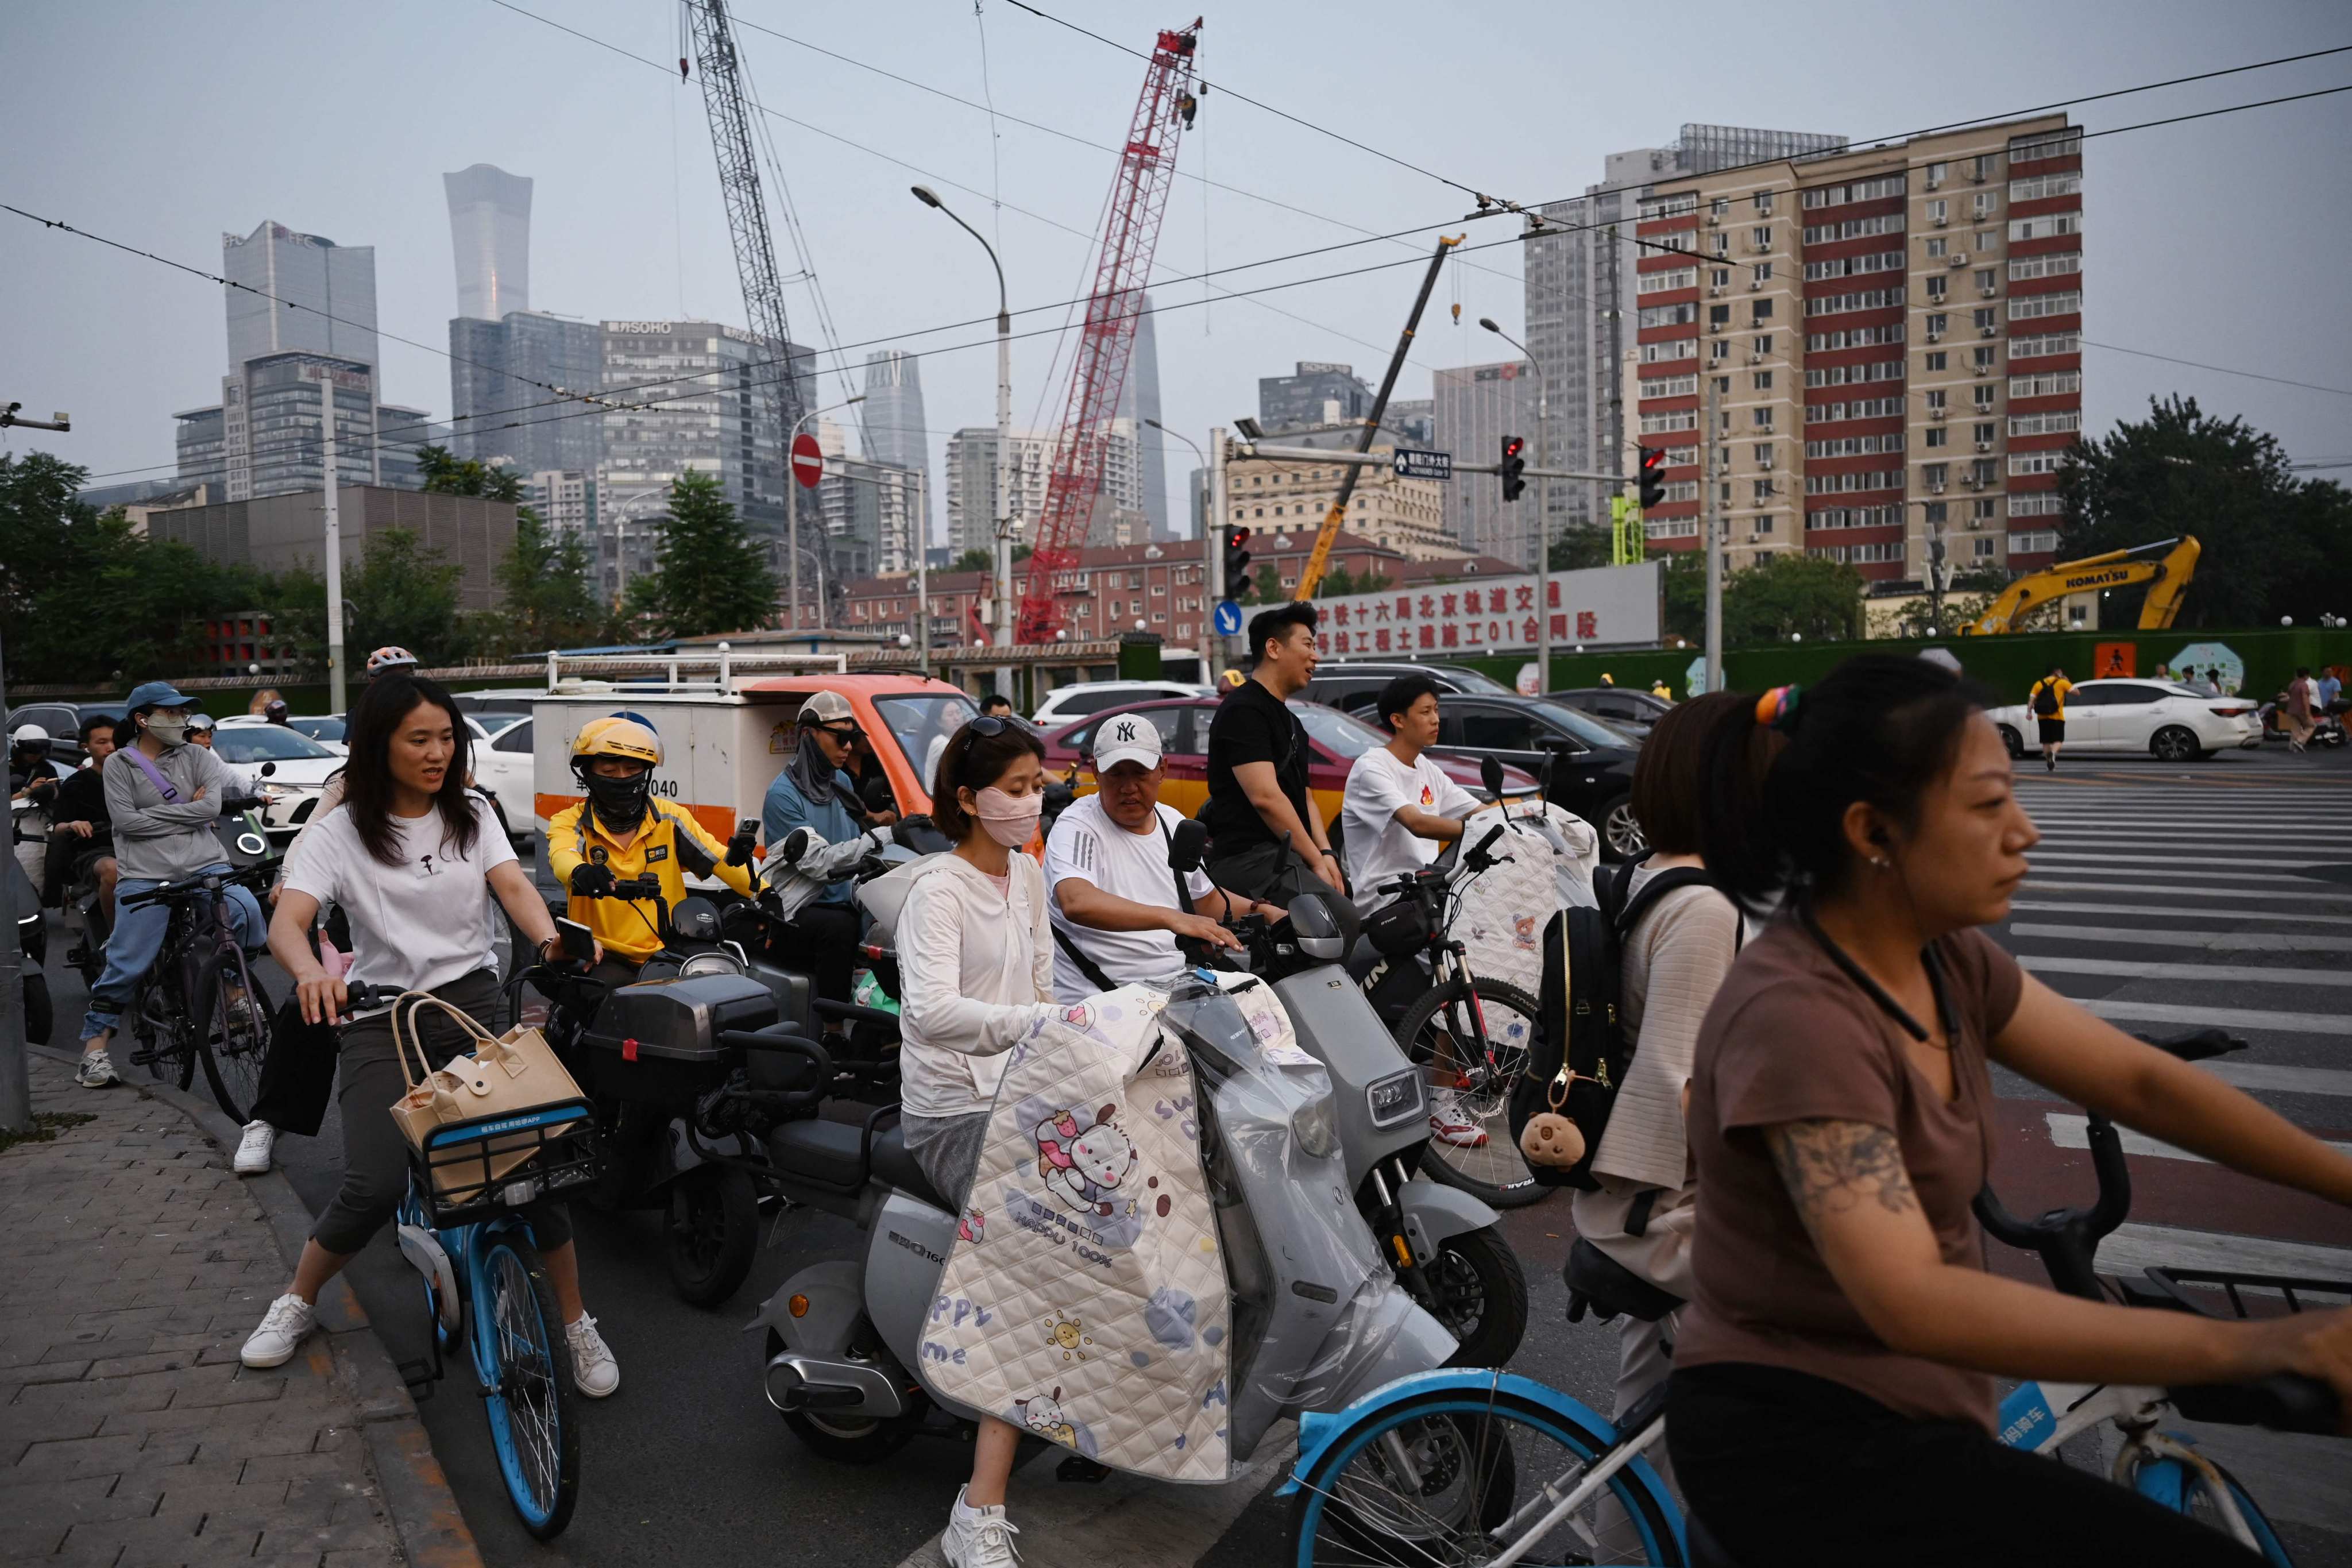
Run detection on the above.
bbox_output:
[10,724,50,747]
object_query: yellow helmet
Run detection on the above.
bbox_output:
[570,715,662,769]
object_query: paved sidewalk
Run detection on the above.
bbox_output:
[0,1052,478,1567]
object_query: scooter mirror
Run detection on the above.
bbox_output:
[1168,818,1209,875]
[1285,887,1359,963]
[259,761,277,778]
[1479,754,1504,797]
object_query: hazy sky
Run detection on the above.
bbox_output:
[6,1,2349,539]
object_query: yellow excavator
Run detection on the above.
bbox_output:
[1959,535,2200,635]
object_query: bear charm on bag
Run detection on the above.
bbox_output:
[1519,1067,1586,1169]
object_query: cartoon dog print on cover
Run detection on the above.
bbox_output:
[1033,1104,1138,1217]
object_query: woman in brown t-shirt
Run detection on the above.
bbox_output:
[1666,655,2352,1567]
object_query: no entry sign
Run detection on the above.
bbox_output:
[791,432,824,489]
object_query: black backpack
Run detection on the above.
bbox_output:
[1511,854,1719,1191]
[2032,681,2061,717]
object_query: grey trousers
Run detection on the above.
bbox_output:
[902,1110,988,1211]
[312,968,574,1256]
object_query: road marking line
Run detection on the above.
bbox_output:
[2202,1061,2352,1098]
[2009,902,2352,925]
[2092,1223,2352,1284]
[2029,851,2332,869]
[2022,878,2352,899]
[2017,931,2352,959]
[2045,1113,2352,1164]
[2076,998,2350,1035]
[2025,867,2341,885]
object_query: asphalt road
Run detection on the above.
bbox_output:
[29,739,2352,1566]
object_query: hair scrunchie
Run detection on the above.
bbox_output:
[1755,683,1803,731]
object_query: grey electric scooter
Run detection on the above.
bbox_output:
[740,856,1458,1468]
[1167,821,1528,1368]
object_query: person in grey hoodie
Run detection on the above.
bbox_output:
[74,680,267,1088]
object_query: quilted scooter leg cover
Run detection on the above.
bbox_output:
[924,986,1235,1483]
[1451,803,1598,1000]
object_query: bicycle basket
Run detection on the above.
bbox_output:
[1362,894,1430,959]
[412,1099,602,1227]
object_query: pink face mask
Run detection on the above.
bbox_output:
[972,785,1042,848]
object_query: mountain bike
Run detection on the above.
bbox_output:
[119,853,277,1123]
[1282,1042,2343,1565]
[353,984,604,1540]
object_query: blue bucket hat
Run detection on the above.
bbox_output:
[125,679,194,712]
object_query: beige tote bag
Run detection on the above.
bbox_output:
[387,992,586,1198]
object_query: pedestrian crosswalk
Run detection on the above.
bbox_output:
[1999,765,2352,1535]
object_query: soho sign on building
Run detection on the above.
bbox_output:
[1314,561,1663,656]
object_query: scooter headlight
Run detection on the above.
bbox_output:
[1291,1092,1339,1160]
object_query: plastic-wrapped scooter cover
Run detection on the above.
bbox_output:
[1447,801,1598,1002]
[922,972,1430,1482]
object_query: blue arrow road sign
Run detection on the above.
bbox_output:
[1392,448,1453,480]
[1212,600,1243,636]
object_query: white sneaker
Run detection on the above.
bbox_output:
[1428,1091,1489,1149]
[233,1120,276,1175]
[75,1049,119,1088]
[565,1314,619,1398]
[943,1488,1022,1568]
[241,1293,316,1368]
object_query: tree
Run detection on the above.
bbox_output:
[1252,562,1283,605]
[625,470,779,638]
[1547,523,1615,573]
[492,512,614,656]
[949,547,993,575]
[1887,565,2010,640]
[1658,552,1706,644]
[345,528,470,667]
[2059,395,2352,628]
[1318,565,1395,598]
[1721,551,1866,643]
[414,444,524,503]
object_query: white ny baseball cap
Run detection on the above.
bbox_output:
[1090,712,1163,773]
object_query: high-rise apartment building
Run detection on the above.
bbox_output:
[223,221,378,372]
[443,164,531,322]
[943,424,1145,559]
[1432,361,1538,562]
[526,470,598,536]
[1115,295,1169,538]
[815,457,921,580]
[448,312,603,473]
[1631,115,2081,585]
[860,350,930,550]
[1525,126,1844,540]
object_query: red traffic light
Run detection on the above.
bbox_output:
[1225,526,1250,551]
[1503,435,1524,460]
[1639,447,1666,475]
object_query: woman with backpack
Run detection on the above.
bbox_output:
[1568,693,1770,1462]
[1663,656,2352,1565]
[2026,665,2071,772]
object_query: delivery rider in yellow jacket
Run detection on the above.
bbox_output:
[546,717,758,974]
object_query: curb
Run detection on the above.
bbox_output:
[32,1044,485,1568]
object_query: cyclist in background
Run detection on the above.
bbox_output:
[1339,674,1479,907]
[1666,656,2352,1566]
[761,692,879,1005]
[548,717,756,988]
[240,671,620,1395]
[40,716,119,916]
[74,681,267,1089]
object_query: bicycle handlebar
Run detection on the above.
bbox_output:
[118,855,284,910]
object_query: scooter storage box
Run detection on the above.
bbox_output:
[581,973,777,1110]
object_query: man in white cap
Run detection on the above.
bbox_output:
[1043,712,1283,1005]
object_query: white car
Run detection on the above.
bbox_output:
[204,724,343,838]
[1987,678,2262,763]
[1030,679,1213,729]
[469,713,538,836]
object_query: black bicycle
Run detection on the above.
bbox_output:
[119,855,278,1123]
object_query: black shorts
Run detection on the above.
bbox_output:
[2036,717,2066,743]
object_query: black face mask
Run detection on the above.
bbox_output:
[584,770,651,832]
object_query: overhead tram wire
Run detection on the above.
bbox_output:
[2081,342,2352,400]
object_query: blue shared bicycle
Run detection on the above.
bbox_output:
[1283,1099,2343,1566]
[349,986,604,1541]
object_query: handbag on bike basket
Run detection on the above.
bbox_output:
[1511,855,1720,1191]
[388,993,587,1200]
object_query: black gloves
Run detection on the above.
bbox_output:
[569,862,616,898]
[725,828,757,867]
[891,813,934,839]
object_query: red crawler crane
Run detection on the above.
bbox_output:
[1014,19,1202,645]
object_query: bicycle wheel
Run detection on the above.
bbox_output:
[138,973,197,1091]
[1288,1385,1684,1566]
[477,1234,581,1540]
[192,955,272,1125]
[2136,1453,2295,1566]
[1393,978,1545,1207]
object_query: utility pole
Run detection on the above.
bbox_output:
[1207,426,1230,670]
[320,374,347,715]
[1703,373,1723,696]
[992,315,1014,700]
[1480,317,1554,688]
[915,466,930,678]
[0,625,30,1136]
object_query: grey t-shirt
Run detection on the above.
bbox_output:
[102,742,235,882]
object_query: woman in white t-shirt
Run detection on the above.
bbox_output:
[1340,674,1482,906]
[237,674,620,1400]
[894,717,1062,1568]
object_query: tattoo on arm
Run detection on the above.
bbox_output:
[1766,1119,1922,1235]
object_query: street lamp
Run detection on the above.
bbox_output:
[914,185,1016,698]
[1480,317,1554,690]
[788,393,866,632]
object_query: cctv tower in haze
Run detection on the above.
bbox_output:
[444,164,531,321]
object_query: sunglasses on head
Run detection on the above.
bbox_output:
[968,714,1034,738]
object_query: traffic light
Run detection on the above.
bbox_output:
[1499,435,1527,503]
[1637,445,1668,509]
[1222,527,1254,602]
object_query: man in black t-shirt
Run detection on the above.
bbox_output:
[38,716,120,913]
[1202,601,1345,902]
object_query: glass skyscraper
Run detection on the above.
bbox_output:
[443,164,532,322]
[861,350,930,549]
[222,221,377,372]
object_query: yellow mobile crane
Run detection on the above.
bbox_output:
[1959,535,2201,635]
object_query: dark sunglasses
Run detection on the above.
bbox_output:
[968,714,1036,738]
